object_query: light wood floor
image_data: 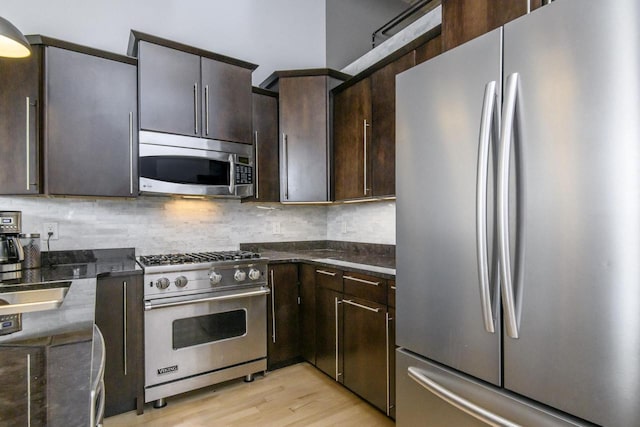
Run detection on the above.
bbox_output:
[105,363,395,427]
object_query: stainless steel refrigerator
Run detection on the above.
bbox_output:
[395,1,640,426]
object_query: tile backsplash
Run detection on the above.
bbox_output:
[0,196,396,254]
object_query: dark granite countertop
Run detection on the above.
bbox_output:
[0,248,139,426]
[241,241,396,279]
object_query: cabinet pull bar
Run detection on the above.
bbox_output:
[205,84,210,136]
[386,312,390,416]
[316,269,336,277]
[25,97,30,191]
[27,353,31,427]
[344,275,379,286]
[363,119,370,195]
[283,133,289,200]
[335,297,342,380]
[255,131,259,199]
[390,285,397,290]
[123,281,128,376]
[270,270,276,343]
[342,299,380,313]
[129,112,134,194]
[194,83,199,134]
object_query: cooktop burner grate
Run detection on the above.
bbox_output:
[138,250,261,266]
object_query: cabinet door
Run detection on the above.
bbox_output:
[415,35,443,66]
[45,47,138,197]
[0,346,46,426]
[201,58,252,144]
[279,76,329,202]
[369,51,415,197]
[388,306,396,419]
[315,287,343,381]
[442,0,532,51]
[250,92,280,202]
[0,47,41,195]
[267,263,300,369]
[95,274,144,417]
[138,41,201,136]
[342,296,387,412]
[333,78,372,200]
[299,264,316,365]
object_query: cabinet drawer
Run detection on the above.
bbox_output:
[315,267,343,291]
[388,280,396,308]
[343,272,386,305]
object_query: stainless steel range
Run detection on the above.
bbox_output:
[138,250,269,407]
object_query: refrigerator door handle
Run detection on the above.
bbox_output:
[498,72,520,339]
[407,367,520,427]
[476,80,499,334]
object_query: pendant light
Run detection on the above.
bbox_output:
[0,16,31,58]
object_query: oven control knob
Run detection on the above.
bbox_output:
[234,269,247,282]
[248,268,261,281]
[209,270,222,285]
[175,276,188,288]
[156,277,170,290]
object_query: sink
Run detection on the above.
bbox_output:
[0,281,71,315]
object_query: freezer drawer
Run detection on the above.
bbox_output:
[396,349,588,427]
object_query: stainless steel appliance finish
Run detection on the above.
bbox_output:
[396,1,640,426]
[0,211,24,272]
[138,130,254,198]
[139,250,268,405]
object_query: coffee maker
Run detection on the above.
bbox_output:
[0,211,24,273]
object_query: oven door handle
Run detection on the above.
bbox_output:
[144,287,270,311]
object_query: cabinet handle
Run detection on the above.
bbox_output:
[123,281,128,376]
[344,275,379,286]
[316,269,336,277]
[390,285,397,290]
[385,311,390,416]
[25,97,31,191]
[254,131,259,199]
[335,296,342,380]
[270,270,276,343]
[27,353,31,427]
[205,84,210,136]
[342,299,380,313]
[194,83,199,134]
[363,119,370,195]
[282,133,289,200]
[129,112,134,194]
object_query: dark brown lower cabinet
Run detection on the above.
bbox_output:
[95,274,144,417]
[267,263,300,369]
[315,286,343,382]
[299,264,316,365]
[0,346,46,426]
[342,297,388,413]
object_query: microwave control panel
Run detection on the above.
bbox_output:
[235,165,253,185]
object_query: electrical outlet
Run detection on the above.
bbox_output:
[341,221,347,234]
[43,222,59,240]
[272,221,281,235]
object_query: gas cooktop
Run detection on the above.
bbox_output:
[138,250,261,267]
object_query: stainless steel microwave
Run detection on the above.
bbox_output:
[139,131,253,198]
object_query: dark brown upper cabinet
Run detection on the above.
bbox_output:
[442,0,544,51]
[130,31,256,144]
[260,69,350,202]
[246,88,280,202]
[333,78,372,200]
[333,52,415,201]
[0,36,138,197]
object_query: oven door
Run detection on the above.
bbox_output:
[139,142,253,198]
[144,286,269,388]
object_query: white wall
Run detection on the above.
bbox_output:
[0,196,328,255]
[2,0,327,85]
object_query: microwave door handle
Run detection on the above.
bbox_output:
[229,154,236,195]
